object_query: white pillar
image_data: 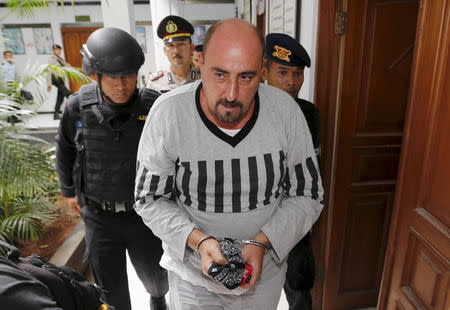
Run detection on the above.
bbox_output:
[299,0,319,102]
[150,0,183,70]
[100,0,136,36]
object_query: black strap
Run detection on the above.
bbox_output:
[91,105,104,124]
[79,83,100,108]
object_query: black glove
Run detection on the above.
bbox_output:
[207,238,251,290]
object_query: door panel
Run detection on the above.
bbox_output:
[339,191,393,292]
[61,27,100,92]
[379,0,450,309]
[323,0,419,309]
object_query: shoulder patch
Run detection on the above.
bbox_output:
[150,70,164,81]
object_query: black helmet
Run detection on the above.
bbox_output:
[81,27,144,77]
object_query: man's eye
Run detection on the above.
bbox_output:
[278,71,287,76]
[215,73,224,79]
[241,75,253,81]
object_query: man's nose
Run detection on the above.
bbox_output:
[285,73,295,86]
[226,79,239,102]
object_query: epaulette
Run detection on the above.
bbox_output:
[149,70,164,81]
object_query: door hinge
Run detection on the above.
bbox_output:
[335,11,347,35]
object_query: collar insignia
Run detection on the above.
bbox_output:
[166,20,178,34]
[273,45,291,62]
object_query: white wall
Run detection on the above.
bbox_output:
[0,2,236,75]
[0,2,236,110]
[298,1,318,102]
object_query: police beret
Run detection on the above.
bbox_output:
[157,15,194,43]
[265,33,311,68]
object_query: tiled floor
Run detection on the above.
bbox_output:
[126,252,290,310]
[22,112,60,130]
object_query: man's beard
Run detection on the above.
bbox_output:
[214,98,244,124]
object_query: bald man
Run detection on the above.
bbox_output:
[135,18,324,309]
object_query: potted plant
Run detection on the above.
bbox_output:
[0,62,90,256]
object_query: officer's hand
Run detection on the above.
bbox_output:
[198,238,228,277]
[65,197,81,214]
[241,244,265,289]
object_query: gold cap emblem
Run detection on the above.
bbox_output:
[273,45,292,62]
[166,20,178,34]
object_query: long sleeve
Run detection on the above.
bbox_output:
[55,96,79,197]
[261,102,324,262]
[134,108,196,262]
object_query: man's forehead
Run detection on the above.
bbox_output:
[272,63,304,71]
[211,66,258,76]
[165,39,189,45]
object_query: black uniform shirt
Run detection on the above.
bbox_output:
[295,98,320,157]
[55,85,141,198]
[55,94,80,198]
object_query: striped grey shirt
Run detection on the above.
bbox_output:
[134,81,323,293]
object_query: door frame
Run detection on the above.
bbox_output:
[312,0,344,308]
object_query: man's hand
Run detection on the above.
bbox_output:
[241,232,271,289]
[197,238,227,276]
[241,244,265,288]
[47,86,52,92]
[187,229,227,276]
[65,197,80,214]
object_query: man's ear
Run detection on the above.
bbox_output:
[261,66,269,81]
[163,45,170,57]
[198,51,205,69]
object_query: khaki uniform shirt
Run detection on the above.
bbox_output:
[48,55,70,67]
[146,66,200,93]
[48,55,70,86]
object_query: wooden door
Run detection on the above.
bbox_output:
[321,1,419,309]
[378,0,450,309]
[61,27,100,92]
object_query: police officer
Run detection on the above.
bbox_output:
[55,27,168,310]
[262,33,320,310]
[146,15,200,93]
[48,44,72,119]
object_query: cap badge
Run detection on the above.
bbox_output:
[273,45,291,62]
[166,20,178,34]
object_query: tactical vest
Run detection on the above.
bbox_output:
[76,83,158,203]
